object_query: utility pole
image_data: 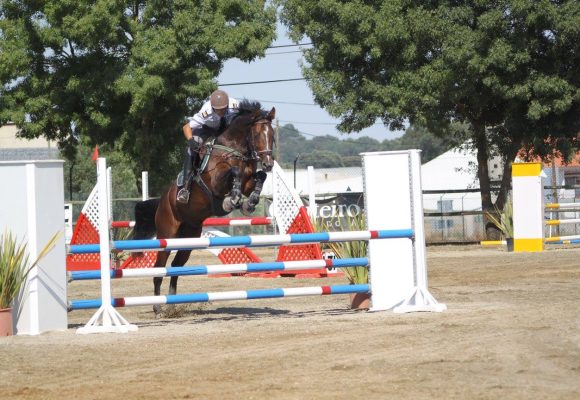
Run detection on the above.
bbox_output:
[275,118,280,162]
[551,152,560,236]
[293,154,300,189]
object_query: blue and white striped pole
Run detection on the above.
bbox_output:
[70,284,371,310]
[69,257,370,281]
[68,229,414,254]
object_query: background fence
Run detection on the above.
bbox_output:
[67,186,580,245]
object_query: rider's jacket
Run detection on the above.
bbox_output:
[188,97,239,132]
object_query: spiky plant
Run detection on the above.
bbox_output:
[314,214,369,284]
[0,231,61,309]
[485,197,514,239]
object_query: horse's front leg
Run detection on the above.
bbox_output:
[241,170,267,216]
[222,166,242,212]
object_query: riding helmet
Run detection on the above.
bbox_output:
[210,90,229,110]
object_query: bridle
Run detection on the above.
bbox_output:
[247,118,274,162]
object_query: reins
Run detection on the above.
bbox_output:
[210,117,272,163]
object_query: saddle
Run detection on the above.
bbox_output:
[176,137,248,215]
[176,137,216,187]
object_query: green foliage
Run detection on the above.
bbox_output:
[485,197,514,238]
[0,1,277,193]
[63,139,140,201]
[277,123,452,168]
[278,0,580,212]
[300,150,344,168]
[314,215,368,285]
[0,231,61,309]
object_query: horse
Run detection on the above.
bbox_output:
[132,100,276,314]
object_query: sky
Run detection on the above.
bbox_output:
[217,23,404,142]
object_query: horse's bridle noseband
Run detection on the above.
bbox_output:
[247,119,274,162]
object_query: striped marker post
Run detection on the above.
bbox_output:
[512,163,545,252]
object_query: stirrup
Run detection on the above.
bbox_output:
[176,188,190,204]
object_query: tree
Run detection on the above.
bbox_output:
[63,140,140,201]
[0,1,276,193]
[277,123,309,166]
[278,0,580,215]
[391,124,460,163]
[300,150,344,168]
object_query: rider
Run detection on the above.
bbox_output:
[177,89,238,204]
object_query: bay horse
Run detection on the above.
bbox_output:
[132,100,275,314]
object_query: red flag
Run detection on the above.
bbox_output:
[91,145,99,162]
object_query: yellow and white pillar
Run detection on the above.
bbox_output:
[512,162,544,252]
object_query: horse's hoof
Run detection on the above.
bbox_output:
[241,201,256,216]
[223,198,235,212]
[153,304,162,316]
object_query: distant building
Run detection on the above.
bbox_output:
[0,123,60,160]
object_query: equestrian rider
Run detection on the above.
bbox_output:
[177,89,238,204]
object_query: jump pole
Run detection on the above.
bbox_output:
[76,158,137,334]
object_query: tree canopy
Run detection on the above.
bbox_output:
[0,0,276,192]
[278,0,580,211]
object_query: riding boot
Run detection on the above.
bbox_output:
[176,151,197,204]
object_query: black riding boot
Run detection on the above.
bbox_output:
[176,149,198,204]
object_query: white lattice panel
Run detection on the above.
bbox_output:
[272,162,303,234]
[81,184,101,233]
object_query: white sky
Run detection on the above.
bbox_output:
[217,23,404,142]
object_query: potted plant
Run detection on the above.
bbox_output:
[316,214,370,310]
[485,198,514,251]
[0,230,61,336]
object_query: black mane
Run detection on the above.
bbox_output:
[238,99,263,115]
[227,99,268,130]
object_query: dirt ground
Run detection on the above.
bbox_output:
[1,245,579,400]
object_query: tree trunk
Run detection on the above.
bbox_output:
[473,123,499,239]
[473,123,492,212]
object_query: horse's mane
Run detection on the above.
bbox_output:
[225,99,269,132]
[238,99,264,115]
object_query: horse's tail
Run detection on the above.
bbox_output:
[132,198,160,239]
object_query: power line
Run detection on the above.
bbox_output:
[220,78,305,86]
[255,100,316,106]
[264,50,305,56]
[268,42,312,49]
[279,119,386,127]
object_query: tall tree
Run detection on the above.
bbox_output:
[391,124,460,162]
[0,1,276,193]
[278,0,580,213]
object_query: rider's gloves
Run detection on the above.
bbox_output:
[188,138,201,153]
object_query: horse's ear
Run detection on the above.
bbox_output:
[267,107,276,120]
[251,109,262,121]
